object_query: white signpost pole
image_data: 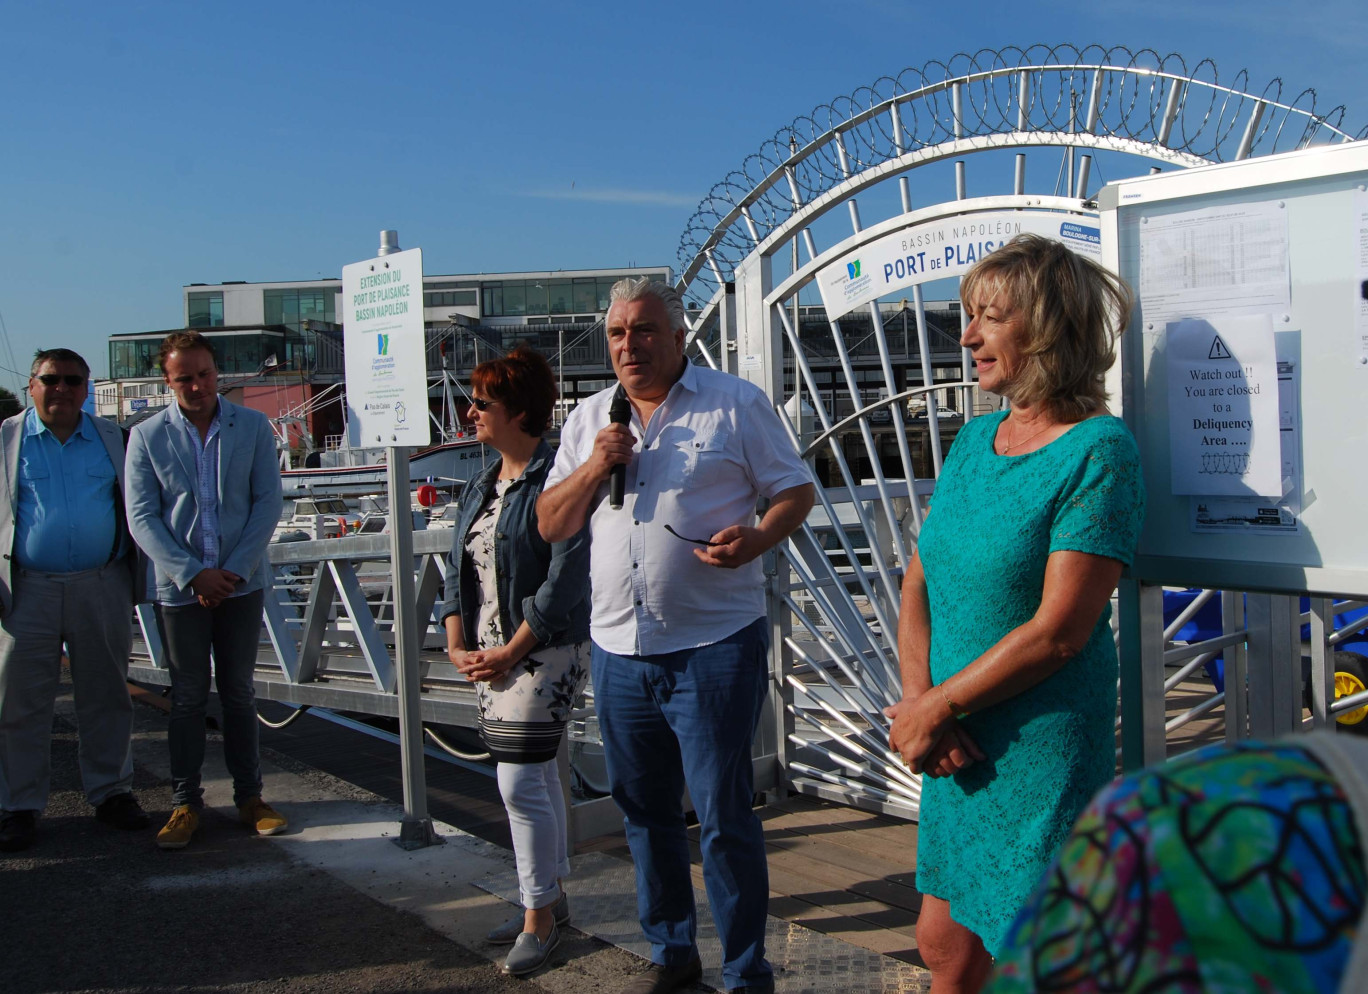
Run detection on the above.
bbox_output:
[342,231,440,850]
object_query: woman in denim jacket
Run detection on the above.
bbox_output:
[438,347,590,976]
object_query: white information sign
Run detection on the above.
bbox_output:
[815,211,1101,320]
[343,247,430,446]
[1166,314,1281,497]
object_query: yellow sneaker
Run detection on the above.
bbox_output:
[238,797,288,836]
[156,805,199,850]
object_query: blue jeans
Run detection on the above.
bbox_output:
[593,618,772,990]
[155,591,265,808]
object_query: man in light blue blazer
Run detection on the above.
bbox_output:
[125,331,286,850]
[0,348,149,852]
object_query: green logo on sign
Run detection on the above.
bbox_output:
[377,334,390,356]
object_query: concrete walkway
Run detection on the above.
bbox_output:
[1,678,928,993]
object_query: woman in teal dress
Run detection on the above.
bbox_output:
[887,234,1146,992]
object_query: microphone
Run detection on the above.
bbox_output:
[608,386,630,510]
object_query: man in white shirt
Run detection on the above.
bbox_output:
[539,278,814,994]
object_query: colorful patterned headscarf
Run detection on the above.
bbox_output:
[987,735,1368,993]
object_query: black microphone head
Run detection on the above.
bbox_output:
[609,386,630,425]
[607,386,630,510]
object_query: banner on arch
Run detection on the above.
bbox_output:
[815,212,1101,320]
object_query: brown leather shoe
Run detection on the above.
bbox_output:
[621,954,703,994]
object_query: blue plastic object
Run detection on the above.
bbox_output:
[1160,590,1368,695]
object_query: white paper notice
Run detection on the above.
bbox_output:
[1140,201,1290,327]
[1355,188,1368,368]
[1167,314,1281,496]
[1192,340,1302,534]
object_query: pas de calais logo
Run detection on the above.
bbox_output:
[847,260,861,280]
[376,333,390,356]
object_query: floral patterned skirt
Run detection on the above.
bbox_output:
[475,640,590,764]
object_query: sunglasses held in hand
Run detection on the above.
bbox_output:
[664,524,721,547]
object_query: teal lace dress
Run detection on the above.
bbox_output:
[914,410,1145,955]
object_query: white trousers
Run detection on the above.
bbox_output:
[497,758,570,909]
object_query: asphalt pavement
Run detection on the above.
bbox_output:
[0,674,665,994]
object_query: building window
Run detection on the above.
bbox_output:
[424,290,477,308]
[479,272,668,319]
[503,283,527,317]
[524,282,547,316]
[110,340,161,379]
[573,279,597,313]
[264,289,336,332]
[548,279,572,315]
[187,292,224,328]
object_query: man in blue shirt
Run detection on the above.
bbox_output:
[0,348,149,853]
[126,332,285,850]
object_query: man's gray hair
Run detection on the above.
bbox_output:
[608,278,688,334]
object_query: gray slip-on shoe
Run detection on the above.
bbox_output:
[486,892,570,945]
[502,922,561,976]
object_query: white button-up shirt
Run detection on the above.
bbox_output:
[547,362,811,655]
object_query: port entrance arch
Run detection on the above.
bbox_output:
[670,44,1363,815]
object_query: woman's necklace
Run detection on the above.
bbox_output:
[1001,416,1055,454]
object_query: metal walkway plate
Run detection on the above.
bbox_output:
[474,852,930,993]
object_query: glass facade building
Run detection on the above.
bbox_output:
[109,330,284,379]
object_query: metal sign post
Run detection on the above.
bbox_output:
[385,441,440,848]
[342,232,441,849]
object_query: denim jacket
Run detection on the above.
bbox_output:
[438,439,590,648]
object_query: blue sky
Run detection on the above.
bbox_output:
[0,0,1362,389]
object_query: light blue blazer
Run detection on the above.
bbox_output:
[125,396,282,603]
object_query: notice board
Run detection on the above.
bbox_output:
[1099,141,1368,598]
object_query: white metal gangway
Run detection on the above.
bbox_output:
[666,44,1366,815]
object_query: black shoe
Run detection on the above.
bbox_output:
[727,984,775,994]
[621,954,703,994]
[0,810,37,852]
[95,793,150,831]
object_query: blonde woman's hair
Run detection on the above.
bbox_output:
[959,233,1135,421]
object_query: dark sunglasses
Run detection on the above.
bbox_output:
[470,398,499,411]
[36,374,86,387]
[664,523,720,547]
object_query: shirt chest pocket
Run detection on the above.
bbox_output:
[87,461,117,487]
[18,453,50,485]
[664,431,731,489]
